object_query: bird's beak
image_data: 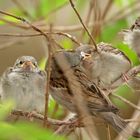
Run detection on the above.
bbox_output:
[80,52,93,70]
[21,61,35,71]
[80,51,92,60]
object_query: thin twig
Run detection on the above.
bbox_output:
[89,0,101,42]
[54,52,99,139]
[78,128,83,140]
[101,0,113,20]
[12,110,75,125]
[108,0,140,23]
[1,1,140,34]
[125,119,140,123]
[111,65,140,89]
[44,25,54,127]
[0,17,28,29]
[96,0,113,40]
[112,94,140,111]
[107,0,140,26]
[107,124,111,140]
[12,0,33,19]
[54,124,74,135]
[46,1,69,17]
[69,0,97,50]
[81,0,93,41]
[1,3,140,33]
[54,117,86,136]
[0,32,80,46]
[115,99,140,140]
[51,102,59,118]
[0,17,97,32]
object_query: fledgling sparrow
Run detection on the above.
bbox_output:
[0,56,46,113]
[76,42,131,90]
[122,17,140,57]
[48,50,140,138]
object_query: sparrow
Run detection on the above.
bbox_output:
[0,56,46,113]
[122,17,140,57]
[76,42,131,90]
[48,50,140,138]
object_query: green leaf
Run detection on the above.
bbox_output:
[76,0,87,11]
[14,122,66,140]
[0,122,20,140]
[0,121,66,140]
[101,19,127,42]
[37,0,68,18]
[110,85,134,109]
[114,0,122,6]
[0,101,15,120]
[0,7,26,25]
[60,39,74,50]
[0,14,20,25]
[116,43,140,66]
[114,0,135,7]
[48,98,64,119]
[39,58,47,70]
[0,20,5,25]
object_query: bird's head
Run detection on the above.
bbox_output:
[13,56,39,72]
[76,44,95,60]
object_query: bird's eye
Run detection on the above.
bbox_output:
[32,62,36,66]
[19,61,24,65]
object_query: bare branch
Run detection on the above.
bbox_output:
[101,0,113,20]
[12,0,33,19]
[69,0,97,50]
[81,0,93,41]
[115,99,140,140]
[106,124,111,140]
[0,32,80,46]
[125,119,140,123]
[44,25,53,127]
[12,110,74,125]
[112,94,140,111]
[46,1,69,17]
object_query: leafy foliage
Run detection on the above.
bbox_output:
[0,102,66,140]
[37,0,68,18]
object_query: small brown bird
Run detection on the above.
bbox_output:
[76,43,131,90]
[122,17,140,57]
[0,56,46,113]
[48,50,140,138]
[130,17,140,31]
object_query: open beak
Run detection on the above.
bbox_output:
[80,51,93,69]
[80,51,92,60]
[21,61,35,71]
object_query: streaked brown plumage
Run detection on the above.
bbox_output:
[76,43,131,90]
[47,50,140,138]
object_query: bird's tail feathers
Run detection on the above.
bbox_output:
[99,112,140,138]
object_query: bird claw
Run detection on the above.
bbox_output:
[122,73,129,83]
[27,110,37,121]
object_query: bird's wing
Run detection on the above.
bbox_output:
[1,67,13,80]
[73,66,118,113]
[0,67,13,100]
